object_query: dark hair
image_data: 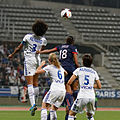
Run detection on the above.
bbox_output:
[66,36,74,45]
[32,19,48,36]
[82,54,92,67]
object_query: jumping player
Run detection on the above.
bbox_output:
[8,19,48,116]
[67,54,101,120]
[36,53,67,120]
[37,36,80,120]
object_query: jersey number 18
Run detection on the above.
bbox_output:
[59,49,67,59]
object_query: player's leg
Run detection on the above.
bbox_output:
[50,105,58,120]
[41,102,50,120]
[25,76,37,116]
[86,99,95,120]
[26,76,35,106]
[65,84,74,120]
[33,74,39,104]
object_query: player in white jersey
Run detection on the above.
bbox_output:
[8,19,48,116]
[36,53,67,120]
[67,54,101,120]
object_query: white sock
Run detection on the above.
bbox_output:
[33,86,39,104]
[50,109,57,120]
[27,84,35,106]
[87,116,94,120]
[41,108,47,120]
[68,115,74,120]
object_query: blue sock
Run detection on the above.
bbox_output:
[65,113,68,120]
[47,112,50,120]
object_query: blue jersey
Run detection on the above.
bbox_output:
[56,44,78,73]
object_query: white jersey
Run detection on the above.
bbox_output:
[22,33,47,76]
[43,65,66,92]
[22,33,47,58]
[73,67,99,99]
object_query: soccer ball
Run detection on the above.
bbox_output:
[61,8,72,18]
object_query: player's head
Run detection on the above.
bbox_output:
[32,19,48,36]
[66,36,74,45]
[48,53,60,68]
[82,54,93,67]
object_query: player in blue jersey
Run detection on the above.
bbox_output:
[37,36,80,120]
[8,19,48,116]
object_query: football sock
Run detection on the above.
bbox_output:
[41,108,47,120]
[33,86,39,104]
[68,115,74,120]
[65,113,69,120]
[50,109,57,120]
[87,116,94,120]
[27,84,35,106]
[47,112,50,120]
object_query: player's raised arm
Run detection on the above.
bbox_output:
[36,61,46,74]
[8,43,23,59]
[36,47,57,54]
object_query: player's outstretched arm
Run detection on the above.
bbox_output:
[94,80,101,89]
[36,47,57,54]
[8,43,23,59]
[36,61,46,74]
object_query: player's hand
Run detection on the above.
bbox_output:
[36,50,40,54]
[8,54,13,59]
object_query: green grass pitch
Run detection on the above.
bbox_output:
[0,111,120,120]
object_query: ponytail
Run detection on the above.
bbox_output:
[49,53,60,69]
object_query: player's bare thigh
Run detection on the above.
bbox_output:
[25,76,33,85]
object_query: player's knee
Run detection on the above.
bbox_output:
[66,107,69,114]
[33,83,38,87]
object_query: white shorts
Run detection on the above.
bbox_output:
[43,90,66,108]
[71,98,95,115]
[24,56,41,76]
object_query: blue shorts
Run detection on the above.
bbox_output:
[73,90,79,100]
[65,93,74,110]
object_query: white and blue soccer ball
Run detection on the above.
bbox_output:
[61,8,72,18]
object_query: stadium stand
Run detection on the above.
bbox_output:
[0,4,69,43]
[70,7,120,43]
[105,52,120,84]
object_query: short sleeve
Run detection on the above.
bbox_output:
[55,45,60,52]
[73,68,79,77]
[43,65,50,73]
[21,34,28,45]
[71,46,78,54]
[95,71,99,80]
[23,34,28,42]
[41,37,47,46]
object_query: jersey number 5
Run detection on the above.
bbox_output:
[84,75,89,85]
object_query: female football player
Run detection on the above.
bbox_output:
[8,19,48,116]
[67,54,101,120]
[36,53,67,120]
